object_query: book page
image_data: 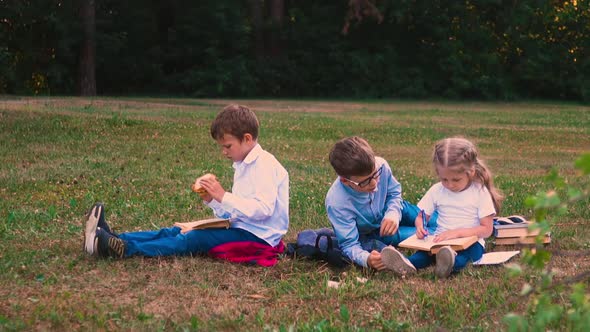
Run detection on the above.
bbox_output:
[473,251,520,265]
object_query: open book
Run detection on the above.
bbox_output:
[174,217,231,234]
[399,234,479,254]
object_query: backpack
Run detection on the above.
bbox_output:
[286,228,352,268]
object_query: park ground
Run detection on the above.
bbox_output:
[0,97,589,331]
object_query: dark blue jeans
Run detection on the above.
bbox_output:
[118,227,267,257]
[408,242,485,272]
[360,200,438,252]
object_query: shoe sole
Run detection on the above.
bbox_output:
[84,205,101,255]
[381,247,416,276]
[435,247,455,278]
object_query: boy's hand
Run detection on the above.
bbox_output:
[367,250,386,271]
[192,174,215,202]
[380,218,398,237]
[198,192,213,203]
[199,177,226,203]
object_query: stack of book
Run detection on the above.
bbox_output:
[493,215,551,245]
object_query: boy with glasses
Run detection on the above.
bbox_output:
[325,136,435,271]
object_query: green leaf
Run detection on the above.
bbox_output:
[567,187,583,201]
[545,168,565,188]
[569,284,587,308]
[528,249,552,269]
[503,313,527,332]
[7,211,16,224]
[505,263,523,277]
[524,196,538,208]
[556,205,568,216]
[574,153,590,175]
[190,316,200,329]
[543,191,561,208]
[339,304,350,323]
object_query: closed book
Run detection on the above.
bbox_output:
[399,234,479,254]
[493,222,541,238]
[494,234,551,245]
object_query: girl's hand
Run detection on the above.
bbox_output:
[433,229,460,242]
[415,214,429,239]
[416,226,429,239]
[199,177,226,203]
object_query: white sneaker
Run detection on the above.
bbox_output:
[435,246,456,279]
[381,246,416,276]
[83,204,102,255]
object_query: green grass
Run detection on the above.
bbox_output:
[0,97,589,331]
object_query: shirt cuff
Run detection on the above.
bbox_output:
[358,251,370,268]
[207,198,223,210]
[220,192,235,212]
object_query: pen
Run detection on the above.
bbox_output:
[421,210,428,238]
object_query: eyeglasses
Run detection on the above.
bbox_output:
[346,165,383,188]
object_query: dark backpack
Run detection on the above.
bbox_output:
[286,228,352,268]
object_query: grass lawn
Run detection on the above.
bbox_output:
[0,97,589,331]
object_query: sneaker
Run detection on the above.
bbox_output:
[381,246,416,276]
[95,228,126,259]
[83,203,103,255]
[93,202,114,234]
[435,246,456,279]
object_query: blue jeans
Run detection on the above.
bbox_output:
[360,200,438,252]
[408,242,485,272]
[118,227,267,257]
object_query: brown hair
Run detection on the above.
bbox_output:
[433,137,503,213]
[329,136,375,178]
[210,104,259,141]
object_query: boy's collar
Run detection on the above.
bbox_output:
[234,143,261,166]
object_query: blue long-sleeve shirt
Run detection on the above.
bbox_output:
[325,157,403,267]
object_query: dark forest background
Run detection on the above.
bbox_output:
[1,0,589,101]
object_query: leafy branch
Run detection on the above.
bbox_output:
[503,153,590,331]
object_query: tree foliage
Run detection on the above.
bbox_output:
[1,0,589,100]
[504,153,590,331]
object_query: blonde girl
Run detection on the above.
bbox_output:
[381,137,503,278]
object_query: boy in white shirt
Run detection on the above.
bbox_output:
[83,105,289,264]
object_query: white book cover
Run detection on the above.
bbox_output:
[473,251,520,265]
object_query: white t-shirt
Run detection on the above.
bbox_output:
[418,182,496,247]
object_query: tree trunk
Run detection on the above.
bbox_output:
[269,0,284,57]
[79,0,96,96]
[248,0,265,60]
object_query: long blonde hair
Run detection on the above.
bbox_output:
[433,137,503,213]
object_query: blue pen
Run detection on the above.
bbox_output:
[421,210,428,238]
